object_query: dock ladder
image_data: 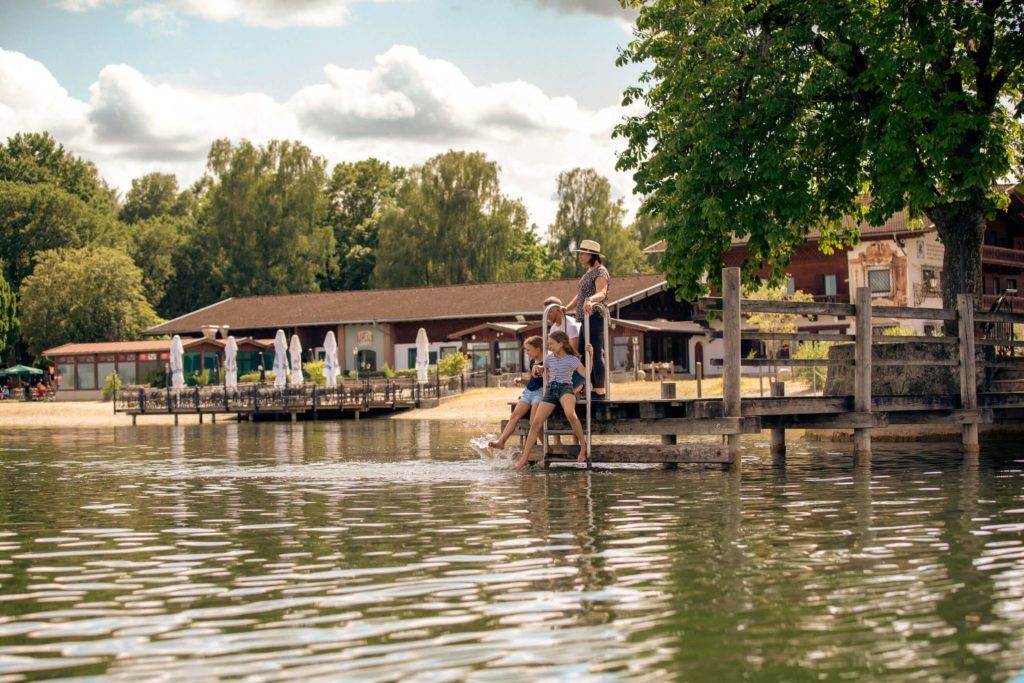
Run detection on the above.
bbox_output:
[539,303,611,468]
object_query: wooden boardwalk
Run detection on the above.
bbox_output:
[115,378,456,423]
[505,267,1024,469]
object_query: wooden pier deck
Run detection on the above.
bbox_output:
[504,268,1024,469]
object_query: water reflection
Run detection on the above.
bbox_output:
[0,424,1020,681]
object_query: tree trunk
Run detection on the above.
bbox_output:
[927,200,986,316]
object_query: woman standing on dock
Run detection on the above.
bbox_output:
[564,239,610,400]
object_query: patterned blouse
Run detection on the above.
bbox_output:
[576,264,611,321]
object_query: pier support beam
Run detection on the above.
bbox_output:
[174,414,179,426]
[957,294,980,457]
[661,382,678,470]
[290,412,297,423]
[723,267,742,470]
[853,287,873,463]
[770,381,785,464]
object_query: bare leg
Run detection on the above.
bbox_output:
[513,402,556,470]
[559,393,586,463]
[490,400,530,449]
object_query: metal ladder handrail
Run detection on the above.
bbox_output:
[540,303,559,468]
[582,303,611,469]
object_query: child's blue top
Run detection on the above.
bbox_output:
[526,360,543,391]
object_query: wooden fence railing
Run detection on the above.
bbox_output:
[697,269,1024,459]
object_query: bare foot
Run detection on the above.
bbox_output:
[488,440,505,449]
[577,447,587,464]
[512,456,529,470]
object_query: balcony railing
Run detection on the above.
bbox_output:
[982,245,1024,267]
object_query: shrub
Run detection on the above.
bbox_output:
[143,367,165,388]
[437,352,466,377]
[193,370,212,387]
[303,360,325,385]
[101,373,121,401]
[395,368,417,378]
[881,326,918,336]
[240,371,274,383]
[382,363,396,379]
[792,341,834,386]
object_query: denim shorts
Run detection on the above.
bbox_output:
[520,387,543,405]
[572,372,585,390]
[542,382,575,405]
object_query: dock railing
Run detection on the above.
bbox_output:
[697,268,1024,460]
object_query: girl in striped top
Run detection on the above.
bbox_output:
[512,331,593,470]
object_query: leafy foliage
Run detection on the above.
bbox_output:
[120,173,195,224]
[18,246,160,355]
[792,341,834,387]
[101,372,121,401]
[202,139,335,297]
[437,351,467,377]
[320,159,405,291]
[617,0,1024,306]
[303,360,325,385]
[548,168,647,277]
[0,266,14,358]
[373,151,530,287]
[0,132,116,211]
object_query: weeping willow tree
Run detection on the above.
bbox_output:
[372,151,529,288]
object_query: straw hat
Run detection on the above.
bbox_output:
[575,239,604,258]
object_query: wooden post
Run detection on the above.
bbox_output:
[723,267,742,469]
[661,381,678,470]
[770,381,785,463]
[696,362,702,398]
[853,286,872,462]
[211,413,216,424]
[132,414,136,426]
[957,294,980,456]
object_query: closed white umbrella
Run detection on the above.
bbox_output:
[323,331,339,388]
[170,335,185,390]
[416,328,430,383]
[289,334,304,386]
[272,330,288,388]
[224,336,238,388]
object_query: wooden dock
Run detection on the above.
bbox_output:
[115,378,454,423]
[505,268,1024,469]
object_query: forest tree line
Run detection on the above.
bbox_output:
[0,132,659,361]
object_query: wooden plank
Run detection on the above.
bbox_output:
[710,358,844,367]
[700,297,856,317]
[769,382,785,462]
[874,359,960,367]
[691,396,852,418]
[958,294,980,455]
[872,305,958,321]
[854,287,872,460]
[709,331,857,342]
[873,335,957,344]
[723,267,742,468]
[502,417,760,437]
[760,412,887,429]
[978,361,1024,370]
[974,310,1024,324]
[976,339,1024,347]
[540,443,731,463]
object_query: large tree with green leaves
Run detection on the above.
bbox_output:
[373,151,529,288]
[617,0,1024,309]
[120,172,196,224]
[548,168,648,277]
[320,159,404,291]
[0,266,15,361]
[18,246,159,355]
[202,139,335,297]
[0,132,117,211]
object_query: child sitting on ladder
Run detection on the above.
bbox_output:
[512,331,592,470]
[488,336,544,451]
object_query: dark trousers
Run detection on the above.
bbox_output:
[581,311,606,390]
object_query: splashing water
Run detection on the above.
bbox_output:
[468,434,517,468]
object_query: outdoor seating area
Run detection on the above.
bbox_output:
[0,365,54,401]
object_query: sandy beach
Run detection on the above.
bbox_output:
[0,378,800,430]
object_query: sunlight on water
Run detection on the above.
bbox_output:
[0,422,1021,681]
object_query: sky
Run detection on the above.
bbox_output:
[0,0,645,229]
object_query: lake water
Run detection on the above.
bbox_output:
[0,421,1022,681]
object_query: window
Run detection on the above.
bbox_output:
[613,337,634,372]
[407,349,438,368]
[824,274,838,297]
[992,277,1001,295]
[57,363,75,390]
[1007,279,1018,292]
[867,269,892,295]
[77,362,96,391]
[468,342,489,371]
[96,362,116,387]
[498,341,520,373]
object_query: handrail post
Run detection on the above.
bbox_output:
[853,286,873,462]
[696,361,703,398]
[540,302,560,467]
[958,294,980,456]
[723,267,742,470]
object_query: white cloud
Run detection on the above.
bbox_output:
[528,0,634,19]
[0,47,640,227]
[56,0,355,27]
